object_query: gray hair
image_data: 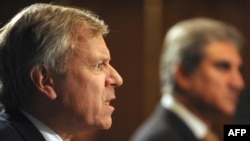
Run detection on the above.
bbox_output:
[0,3,109,110]
[160,18,243,94]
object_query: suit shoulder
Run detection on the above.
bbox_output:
[0,118,23,141]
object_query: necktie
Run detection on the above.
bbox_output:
[202,130,220,141]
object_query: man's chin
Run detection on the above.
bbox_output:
[97,119,112,130]
[218,107,236,119]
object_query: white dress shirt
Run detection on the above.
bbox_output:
[21,110,63,141]
[161,93,208,140]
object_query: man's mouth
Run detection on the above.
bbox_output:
[104,97,116,106]
[104,101,110,105]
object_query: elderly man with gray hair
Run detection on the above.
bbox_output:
[0,3,123,141]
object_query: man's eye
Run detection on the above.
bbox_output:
[95,63,104,69]
[214,62,230,71]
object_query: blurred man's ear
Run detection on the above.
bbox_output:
[30,65,57,100]
[174,65,193,91]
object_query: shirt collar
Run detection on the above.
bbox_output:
[21,110,63,141]
[161,93,208,139]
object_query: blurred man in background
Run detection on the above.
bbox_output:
[131,18,244,141]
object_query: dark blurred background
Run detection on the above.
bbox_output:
[1,0,250,141]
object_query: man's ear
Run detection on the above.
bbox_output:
[174,65,193,91]
[30,65,57,100]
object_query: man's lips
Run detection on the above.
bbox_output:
[104,97,116,106]
[104,101,110,105]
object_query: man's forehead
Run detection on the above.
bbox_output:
[202,42,242,64]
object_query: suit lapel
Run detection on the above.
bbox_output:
[162,106,199,141]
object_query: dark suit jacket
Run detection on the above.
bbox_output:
[130,104,200,141]
[0,109,46,141]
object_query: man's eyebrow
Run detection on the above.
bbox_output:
[100,55,111,61]
[212,60,231,68]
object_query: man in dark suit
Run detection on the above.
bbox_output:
[0,3,123,141]
[130,18,244,141]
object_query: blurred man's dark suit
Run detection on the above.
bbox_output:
[0,109,45,141]
[130,104,199,141]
